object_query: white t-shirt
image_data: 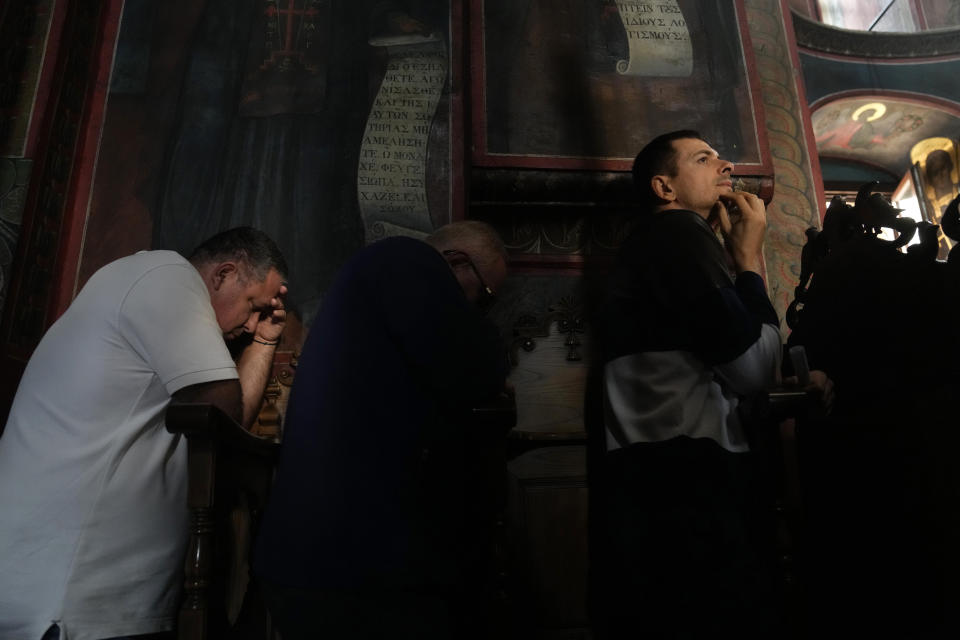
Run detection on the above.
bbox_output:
[0,251,238,640]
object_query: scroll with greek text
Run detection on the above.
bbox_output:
[615,0,692,77]
[357,39,447,243]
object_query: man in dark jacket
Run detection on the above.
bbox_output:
[593,130,782,638]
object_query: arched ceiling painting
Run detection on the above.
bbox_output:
[812,95,960,179]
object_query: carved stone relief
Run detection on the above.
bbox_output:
[745,0,824,322]
[792,12,960,58]
[490,275,600,439]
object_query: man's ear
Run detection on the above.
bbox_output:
[211,262,238,291]
[651,175,675,202]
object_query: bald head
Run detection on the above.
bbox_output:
[427,221,506,266]
[426,221,508,307]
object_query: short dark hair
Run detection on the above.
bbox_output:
[188,227,288,282]
[631,129,703,209]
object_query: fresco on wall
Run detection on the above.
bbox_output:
[910,136,959,260]
[917,0,960,30]
[812,96,960,178]
[473,0,765,170]
[0,1,54,320]
[785,0,815,19]
[83,0,454,327]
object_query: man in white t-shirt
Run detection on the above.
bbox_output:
[0,227,288,640]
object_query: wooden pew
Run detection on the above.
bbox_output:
[166,402,279,640]
[166,393,517,640]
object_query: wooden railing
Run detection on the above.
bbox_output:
[166,402,279,640]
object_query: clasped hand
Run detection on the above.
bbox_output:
[708,191,767,274]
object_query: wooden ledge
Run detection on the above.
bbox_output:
[166,402,280,457]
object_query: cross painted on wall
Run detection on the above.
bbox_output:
[262,0,324,72]
[239,0,330,116]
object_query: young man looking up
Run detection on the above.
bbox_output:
[594,130,782,638]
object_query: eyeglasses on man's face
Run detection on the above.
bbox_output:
[442,249,497,312]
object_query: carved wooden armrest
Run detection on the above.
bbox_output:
[166,402,281,454]
[166,402,280,640]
